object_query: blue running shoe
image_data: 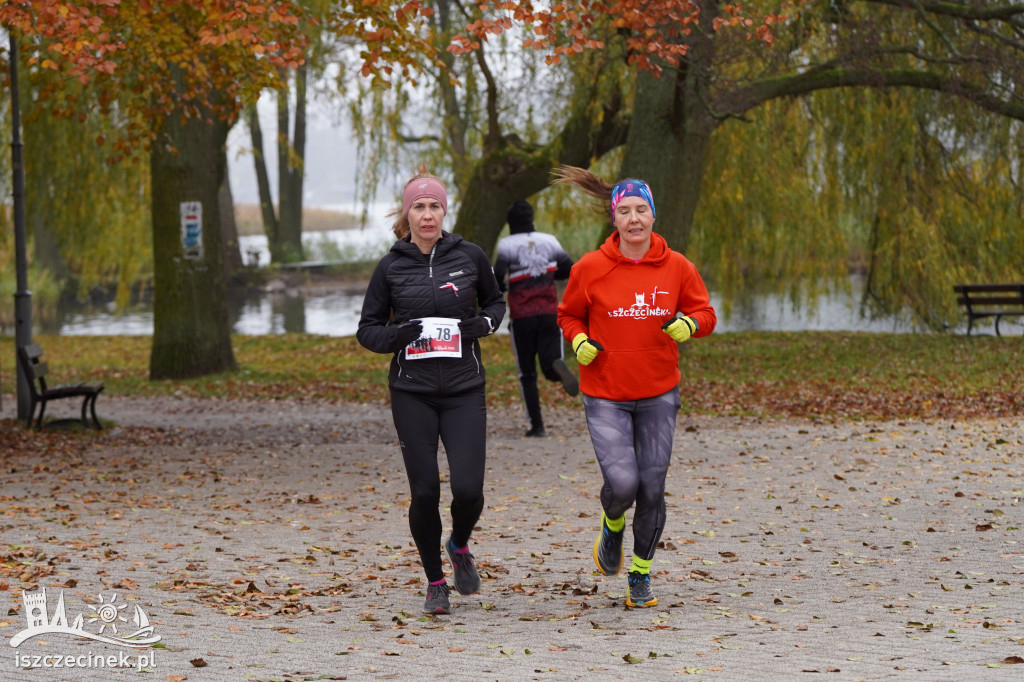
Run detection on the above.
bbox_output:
[593,516,624,575]
[626,571,658,607]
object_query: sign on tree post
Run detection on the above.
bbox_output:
[180,201,203,261]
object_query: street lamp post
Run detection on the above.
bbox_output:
[9,32,34,420]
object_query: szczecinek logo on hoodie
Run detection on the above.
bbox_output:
[10,588,161,648]
[607,287,673,320]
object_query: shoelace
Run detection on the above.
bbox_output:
[602,527,618,549]
[452,550,474,568]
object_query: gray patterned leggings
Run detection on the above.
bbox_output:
[583,388,680,561]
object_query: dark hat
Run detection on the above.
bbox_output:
[507,199,534,234]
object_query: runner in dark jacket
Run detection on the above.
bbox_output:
[357,172,505,615]
[358,232,506,395]
[493,199,578,438]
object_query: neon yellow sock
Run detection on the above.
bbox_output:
[602,511,626,533]
[630,555,651,575]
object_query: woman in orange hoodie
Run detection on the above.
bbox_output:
[554,166,716,608]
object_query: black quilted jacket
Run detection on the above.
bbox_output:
[357,231,506,395]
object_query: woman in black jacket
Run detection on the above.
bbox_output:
[357,172,506,614]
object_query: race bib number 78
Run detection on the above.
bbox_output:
[404,317,463,360]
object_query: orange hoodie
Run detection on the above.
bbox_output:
[557,231,716,401]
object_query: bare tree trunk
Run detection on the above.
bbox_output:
[619,7,719,255]
[219,161,244,282]
[619,67,716,254]
[454,95,628,258]
[149,88,237,380]
[276,66,306,262]
[248,102,281,263]
[31,215,69,282]
[280,63,306,256]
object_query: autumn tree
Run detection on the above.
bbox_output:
[244,0,353,265]
[219,163,244,282]
[342,1,632,261]
[608,0,1024,329]
[1,1,308,378]
[7,65,153,308]
[338,2,802,258]
[3,42,243,309]
[1,31,152,320]
[129,5,308,379]
[426,0,1024,329]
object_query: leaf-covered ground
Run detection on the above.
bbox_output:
[0,395,1021,680]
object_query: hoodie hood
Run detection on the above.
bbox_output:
[599,230,670,265]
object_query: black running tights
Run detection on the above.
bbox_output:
[390,387,487,583]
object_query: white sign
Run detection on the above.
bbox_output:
[404,317,463,359]
[180,201,203,260]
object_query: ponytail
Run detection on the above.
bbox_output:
[552,165,615,203]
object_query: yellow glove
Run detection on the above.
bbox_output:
[572,333,604,366]
[662,315,698,343]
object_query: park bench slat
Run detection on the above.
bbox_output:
[17,343,104,429]
[953,283,1024,336]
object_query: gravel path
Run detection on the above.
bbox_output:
[1,396,1022,681]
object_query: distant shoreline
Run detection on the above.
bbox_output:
[234,203,362,236]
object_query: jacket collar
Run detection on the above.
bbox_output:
[393,230,462,257]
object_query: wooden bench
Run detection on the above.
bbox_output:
[953,284,1024,336]
[16,343,104,429]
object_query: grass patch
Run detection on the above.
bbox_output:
[2,332,1021,421]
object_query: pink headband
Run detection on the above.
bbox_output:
[402,178,448,217]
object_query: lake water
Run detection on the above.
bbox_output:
[46,282,930,337]
[11,222,992,336]
[32,267,934,338]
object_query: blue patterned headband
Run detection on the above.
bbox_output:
[610,180,656,219]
